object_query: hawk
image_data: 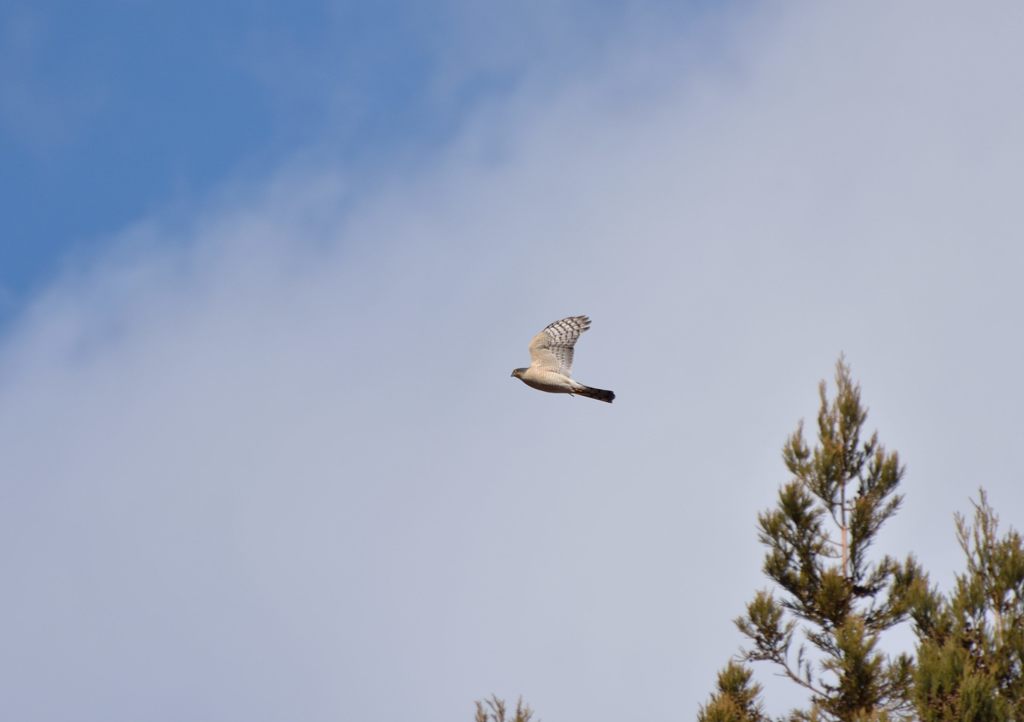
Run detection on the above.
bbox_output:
[511,315,615,403]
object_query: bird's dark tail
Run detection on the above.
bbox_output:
[577,385,615,403]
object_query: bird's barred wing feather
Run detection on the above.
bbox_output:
[527,315,591,376]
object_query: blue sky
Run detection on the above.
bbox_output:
[3,2,1024,721]
[1,0,707,312]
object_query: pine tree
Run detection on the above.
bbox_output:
[474,695,535,722]
[698,661,770,722]
[702,359,926,721]
[911,490,1024,721]
[477,365,1024,721]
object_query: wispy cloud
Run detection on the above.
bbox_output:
[2,3,1024,721]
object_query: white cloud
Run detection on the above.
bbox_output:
[3,2,1024,720]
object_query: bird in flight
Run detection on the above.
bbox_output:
[511,315,615,403]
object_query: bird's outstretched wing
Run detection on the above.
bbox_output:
[528,315,591,376]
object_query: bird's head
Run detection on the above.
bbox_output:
[511,368,527,379]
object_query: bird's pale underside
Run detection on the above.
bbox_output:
[510,315,615,403]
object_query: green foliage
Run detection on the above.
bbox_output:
[705,359,926,722]
[474,695,535,722]
[699,360,1024,722]
[911,491,1024,721]
[698,661,769,722]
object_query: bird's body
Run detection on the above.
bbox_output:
[511,315,615,403]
